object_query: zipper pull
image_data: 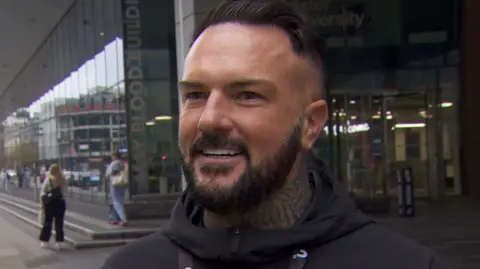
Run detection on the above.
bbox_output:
[231,228,241,254]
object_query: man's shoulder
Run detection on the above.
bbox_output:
[101,231,178,269]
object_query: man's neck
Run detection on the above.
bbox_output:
[203,164,312,230]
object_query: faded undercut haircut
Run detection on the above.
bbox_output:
[191,0,326,99]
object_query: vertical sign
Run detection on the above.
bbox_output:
[403,167,415,217]
[121,0,148,194]
[397,167,415,217]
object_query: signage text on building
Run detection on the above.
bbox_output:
[289,0,366,31]
[122,0,148,194]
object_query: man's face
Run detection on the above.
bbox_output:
[178,23,327,215]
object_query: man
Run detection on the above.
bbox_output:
[102,0,447,268]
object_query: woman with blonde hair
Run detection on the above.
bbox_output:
[38,164,67,249]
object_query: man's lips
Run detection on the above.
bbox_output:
[194,153,245,167]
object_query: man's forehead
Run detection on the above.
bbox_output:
[183,23,303,81]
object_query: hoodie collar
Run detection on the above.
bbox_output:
[163,154,373,263]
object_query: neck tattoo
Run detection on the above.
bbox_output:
[203,163,312,230]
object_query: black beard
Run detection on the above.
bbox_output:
[180,122,302,216]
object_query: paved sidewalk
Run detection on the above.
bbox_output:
[0,208,119,269]
[3,185,479,268]
[375,197,480,269]
[0,212,54,269]
[0,186,165,229]
[1,186,109,220]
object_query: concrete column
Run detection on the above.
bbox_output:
[174,0,195,80]
[174,0,222,78]
[174,0,221,191]
[174,0,194,191]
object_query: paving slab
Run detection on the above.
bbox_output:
[0,211,53,269]
[375,197,480,269]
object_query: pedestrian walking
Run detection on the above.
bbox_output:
[38,164,67,249]
[106,151,128,226]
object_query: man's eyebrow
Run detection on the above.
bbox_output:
[178,80,205,89]
[225,78,275,91]
[178,78,275,91]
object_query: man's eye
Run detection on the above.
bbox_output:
[234,91,262,101]
[184,92,208,100]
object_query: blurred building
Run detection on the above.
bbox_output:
[3,110,40,169]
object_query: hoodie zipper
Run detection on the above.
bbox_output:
[231,228,241,255]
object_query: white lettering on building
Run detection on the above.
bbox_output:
[290,0,365,30]
[324,123,370,136]
[123,0,148,191]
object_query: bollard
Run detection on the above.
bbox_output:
[403,167,415,217]
[396,169,404,216]
[397,167,415,217]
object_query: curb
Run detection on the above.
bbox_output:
[0,203,133,249]
[0,192,115,230]
[0,196,95,237]
[0,203,77,245]
[0,194,161,239]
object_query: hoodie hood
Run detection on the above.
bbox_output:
[163,153,374,263]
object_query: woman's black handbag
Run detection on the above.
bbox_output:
[41,179,63,206]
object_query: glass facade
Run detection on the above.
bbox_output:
[1,0,179,202]
[301,0,462,199]
[121,0,179,195]
[0,0,464,205]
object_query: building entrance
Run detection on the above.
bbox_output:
[322,89,448,200]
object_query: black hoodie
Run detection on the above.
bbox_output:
[102,155,449,269]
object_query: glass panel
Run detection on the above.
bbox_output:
[325,89,432,200]
[335,94,385,199]
[122,0,179,195]
[386,92,429,198]
[439,67,461,194]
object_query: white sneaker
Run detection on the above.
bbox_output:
[54,243,64,250]
[40,242,49,248]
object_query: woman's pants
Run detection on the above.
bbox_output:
[110,185,126,221]
[109,204,120,221]
[39,199,66,242]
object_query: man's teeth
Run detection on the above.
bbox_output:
[202,149,240,156]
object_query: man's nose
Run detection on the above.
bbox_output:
[197,92,233,134]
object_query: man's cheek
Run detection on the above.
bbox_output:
[178,140,190,159]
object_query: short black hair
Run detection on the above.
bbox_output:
[192,0,325,94]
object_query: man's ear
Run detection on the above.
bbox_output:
[301,100,328,149]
